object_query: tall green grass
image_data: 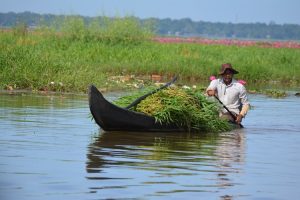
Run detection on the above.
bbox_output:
[1,16,300,92]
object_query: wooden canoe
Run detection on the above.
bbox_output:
[88,85,184,132]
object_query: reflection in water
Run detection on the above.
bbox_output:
[214,130,246,196]
[0,92,94,200]
[2,92,299,199]
[86,129,246,198]
[0,91,87,108]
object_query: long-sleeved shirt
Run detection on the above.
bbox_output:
[206,78,250,116]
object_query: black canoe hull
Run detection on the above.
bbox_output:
[88,85,184,132]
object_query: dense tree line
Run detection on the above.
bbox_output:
[1,11,300,40]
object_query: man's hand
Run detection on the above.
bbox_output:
[235,114,243,124]
[207,90,216,96]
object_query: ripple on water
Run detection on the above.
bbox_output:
[1,93,300,199]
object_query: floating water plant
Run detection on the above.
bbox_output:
[114,87,232,133]
[264,89,287,98]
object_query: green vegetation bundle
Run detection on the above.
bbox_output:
[114,87,232,133]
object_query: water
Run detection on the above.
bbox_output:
[1,92,300,200]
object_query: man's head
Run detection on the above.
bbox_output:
[219,63,238,85]
[219,63,238,75]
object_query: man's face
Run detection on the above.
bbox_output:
[222,69,234,84]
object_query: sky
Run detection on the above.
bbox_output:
[1,0,300,25]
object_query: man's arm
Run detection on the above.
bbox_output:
[240,104,250,117]
[206,79,218,96]
[236,85,250,123]
[236,104,250,124]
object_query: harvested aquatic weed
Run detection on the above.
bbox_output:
[114,87,232,132]
[113,86,157,108]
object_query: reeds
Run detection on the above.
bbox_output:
[1,15,300,92]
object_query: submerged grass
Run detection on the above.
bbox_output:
[1,15,300,92]
[114,87,232,133]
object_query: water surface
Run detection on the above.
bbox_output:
[0,92,300,200]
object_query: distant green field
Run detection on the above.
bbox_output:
[1,17,300,92]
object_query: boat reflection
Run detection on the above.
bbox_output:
[86,129,246,195]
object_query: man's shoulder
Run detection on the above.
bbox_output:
[233,81,247,92]
[213,78,223,84]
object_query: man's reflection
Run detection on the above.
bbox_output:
[86,129,246,195]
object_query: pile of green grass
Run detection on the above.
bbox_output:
[114,87,232,133]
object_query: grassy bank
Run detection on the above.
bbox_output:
[1,17,300,93]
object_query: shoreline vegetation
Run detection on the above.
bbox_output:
[1,16,300,97]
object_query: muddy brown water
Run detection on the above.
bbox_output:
[0,92,300,200]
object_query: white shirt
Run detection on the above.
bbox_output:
[207,78,250,115]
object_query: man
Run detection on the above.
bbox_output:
[206,63,250,124]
